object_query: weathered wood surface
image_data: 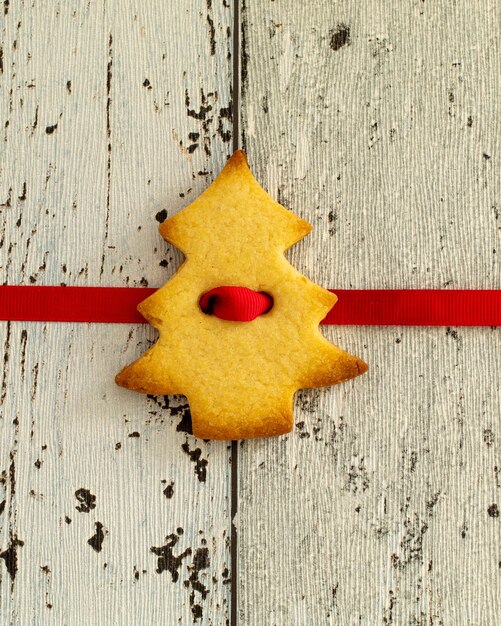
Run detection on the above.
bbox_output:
[0,1,233,624]
[239,1,501,625]
[2,0,501,624]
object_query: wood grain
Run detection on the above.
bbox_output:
[1,1,233,624]
[2,0,501,624]
[239,1,501,624]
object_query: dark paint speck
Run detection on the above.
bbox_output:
[330,24,350,51]
[487,503,499,518]
[155,209,167,223]
[88,522,106,552]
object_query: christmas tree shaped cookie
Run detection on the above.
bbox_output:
[116,151,367,440]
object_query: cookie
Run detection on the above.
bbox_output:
[115,150,367,440]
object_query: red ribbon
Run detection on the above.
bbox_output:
[199,286,273,321]
[0,286,500,326]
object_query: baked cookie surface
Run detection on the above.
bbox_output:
[116,150,367,440]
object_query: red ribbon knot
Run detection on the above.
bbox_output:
[199,286,273,322]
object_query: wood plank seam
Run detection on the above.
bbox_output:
[231,1,240,625]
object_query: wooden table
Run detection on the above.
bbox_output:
[1,1,500,624]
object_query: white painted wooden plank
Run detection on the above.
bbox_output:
[239,1,501,624]
[1,1,233,624]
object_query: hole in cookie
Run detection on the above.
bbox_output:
[199,286,273,322]
[258,292,274,313]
